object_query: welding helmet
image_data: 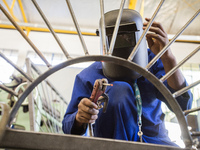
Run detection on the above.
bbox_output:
[99,9,148,82]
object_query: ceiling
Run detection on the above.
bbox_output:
[0,0,200,38]
[0,0,199,67]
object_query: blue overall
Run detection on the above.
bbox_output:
[62,50,193,146]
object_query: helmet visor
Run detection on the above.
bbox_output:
[106,22,138,49]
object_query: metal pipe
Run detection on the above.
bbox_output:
[0,4,51,68]
[0,84,18,97]
[40,83,55,133]
[107,0,126,55]
[26,58,36,131]
[128,0,165,61]
[99,0,108,55]
[0,20,96,36]
[184,107,200,116]
[146,9,200,70]
[173,80,200,98]
[0,103,10,142]
[31,0,71,59]
[65,0,89,55]
[0,51,33,82]
[35,86,51,133]
[43,82,57,133]
[191,131,200,136]
[160,46,200,82]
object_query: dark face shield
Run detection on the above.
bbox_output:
[100,9,148,81]
[106,22,138,49]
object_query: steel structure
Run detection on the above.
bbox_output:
[0,0,200,149]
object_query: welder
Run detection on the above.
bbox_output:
[62,9,193,146]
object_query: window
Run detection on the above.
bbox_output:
[27,51,92,68]
[0,49,18,83]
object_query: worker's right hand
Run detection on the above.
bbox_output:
[75,98,99,126]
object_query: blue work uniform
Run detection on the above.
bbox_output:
[62,49,193,146]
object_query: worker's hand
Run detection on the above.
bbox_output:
[75,98,99,126]
[143,18,173,60]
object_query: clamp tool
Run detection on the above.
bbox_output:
[88,78,112,136]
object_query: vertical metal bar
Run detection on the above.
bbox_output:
[65,0,89,55]
[160,46,200,82]
[17,0,31,35]
[35,86,51,133]
[0,52,33,82]
[107,0,126,55]
[99,0,108,55]
[18,0,28,23]
[0,4,51,68]
[128,0,165,61]
[173,80,200,98]
[128,0,137,10]
[29,67,50,132]
[45,83,57,133]
[26,58,36,131]
[40,83,54,133]
[43,82,57,133]
[31,0,71,59]
[0,103,10,142]
[146,9,200,70]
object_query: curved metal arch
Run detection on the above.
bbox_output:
[8,55,193,148]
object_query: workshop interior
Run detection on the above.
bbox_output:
[0,0,200,149]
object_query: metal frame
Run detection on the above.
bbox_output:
[0,128,190,150]
[5,55,193,148]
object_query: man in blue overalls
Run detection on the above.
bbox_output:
[62,9,193,146]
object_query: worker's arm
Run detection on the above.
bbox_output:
[143,18,185,91]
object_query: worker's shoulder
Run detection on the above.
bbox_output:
[78,62,102,76]
[82,62,102,71]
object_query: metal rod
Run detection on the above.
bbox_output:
[0,20,96,36]
[65,0,89,55]
[173,80,200,98]
[191,131,200,136]
[26,58,36,131]
[184,107,200,116]
[36,120,45,132]
[40,82,55,133]
[128,0,165,61]
[0,4,51,68]
[0,84,18,97]
[146,9,200,70]
[44,82,57,133]
[29,66,52,133]
[35,85,51,133]
[107,0,126,55]
[45,83,58,133]
[0,52,33,82]
[160,46,200,82]
[42,82,56,133]
[0,103,10,142]
[100,0,108,55]
[31,0,71,59]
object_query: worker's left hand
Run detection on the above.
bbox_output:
[143,18,173,60]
